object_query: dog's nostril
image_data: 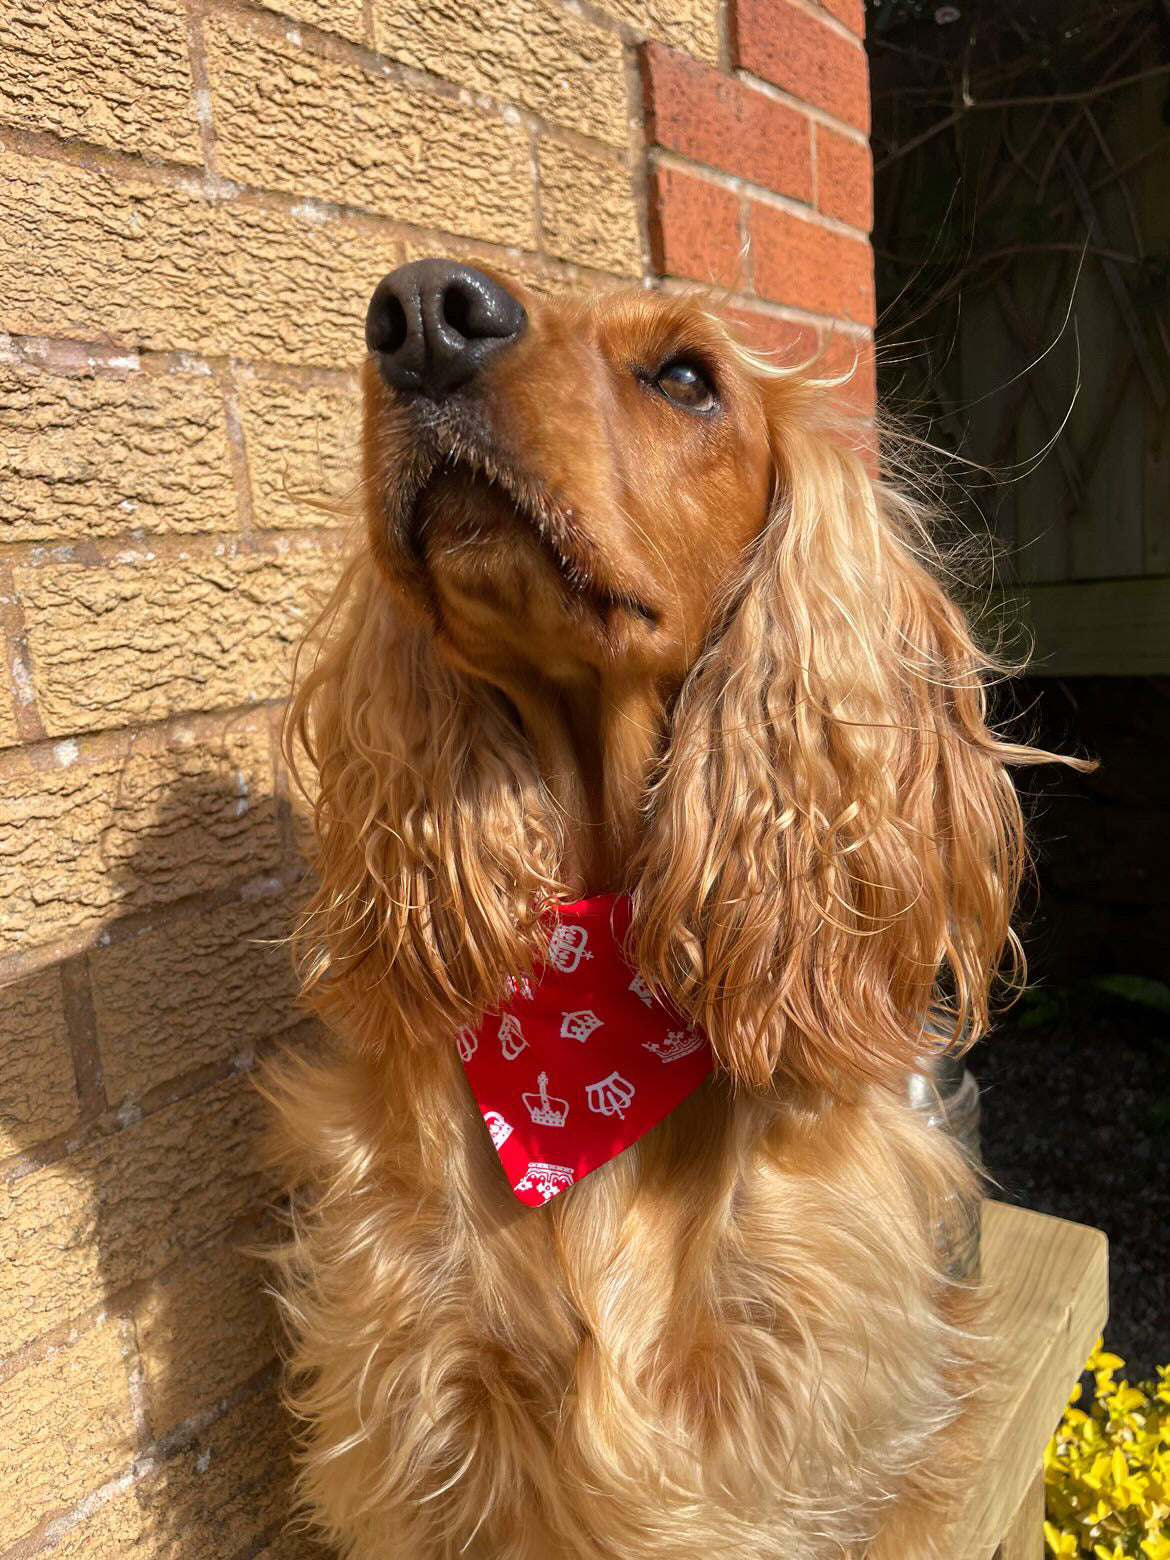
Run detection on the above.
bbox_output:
[378,294,408,355]
[365,281,411,358]
[440,281,475,339]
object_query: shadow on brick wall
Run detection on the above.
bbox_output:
[98,769,325,1559]
[4,758,326,1559]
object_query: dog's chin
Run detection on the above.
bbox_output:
[373,438,660,669]
[415,465,569,619]
[411,469,631,675]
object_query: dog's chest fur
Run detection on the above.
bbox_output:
[270,1044,972,1560]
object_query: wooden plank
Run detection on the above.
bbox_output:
[1145,421,1170,577]
[957,289,1026,570]
[989,576,1170,675]
[1067,271,1146,582]
[993,1472,1045,1560]
[1138,73,1170,577]
[951,1202,1108,1560]
[1063,152,1168,414]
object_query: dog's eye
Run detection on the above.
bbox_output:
[653,359,717,412]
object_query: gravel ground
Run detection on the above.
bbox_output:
[971,1004,1170,1382]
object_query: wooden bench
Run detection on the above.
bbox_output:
[952,1201,1109,1560]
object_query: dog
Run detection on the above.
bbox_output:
[265,260,1051,1558]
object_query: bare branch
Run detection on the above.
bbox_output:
[875,62,1170,172]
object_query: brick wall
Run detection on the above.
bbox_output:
[0,2,873,1554]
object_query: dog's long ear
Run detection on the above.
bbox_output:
[285,559,562,1046]
[631,386,1056,1091]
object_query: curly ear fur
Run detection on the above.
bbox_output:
[630,381,1054,1090]
[285,557,566,1046]
[289,370,1064,1094]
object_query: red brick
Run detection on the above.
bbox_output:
[648,165,743,284]
[816,123,873,231]
[750,202,875,324]
[751,201,873,322]
[820,0,865,35]
[732,0,870,134]
[722,306,820,364]
[821,328,877,418]
[641,42,811,204]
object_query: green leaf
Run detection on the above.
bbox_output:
[1015,989,1063,1030]
[1089,975,1170,1014]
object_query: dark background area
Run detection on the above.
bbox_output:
[975,676,1170,1381]
[865,0,1170,1381]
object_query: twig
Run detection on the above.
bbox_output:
[1089,133,1170,195]
[877,242,1147,271]
[875,61,1170,171]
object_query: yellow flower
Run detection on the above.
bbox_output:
[1046,1342,1170,1559]
[1045,1522,1080,1556]
[1108,1385,1148,1417]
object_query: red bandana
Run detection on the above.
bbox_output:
[456,895,713,1206]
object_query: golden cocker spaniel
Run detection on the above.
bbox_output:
[265,261,1054,1559]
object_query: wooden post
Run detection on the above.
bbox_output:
[950,1203,1107,1560]
[993,1472,1045,1560]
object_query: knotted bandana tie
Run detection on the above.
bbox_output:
[456,894,714,1206]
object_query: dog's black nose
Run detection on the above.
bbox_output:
[365,260,527,397]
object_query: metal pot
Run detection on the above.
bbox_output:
[907,1027,983,1280]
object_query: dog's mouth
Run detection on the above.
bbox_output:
[382,404,658,629]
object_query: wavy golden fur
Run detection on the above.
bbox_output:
[264,269,1059,1559]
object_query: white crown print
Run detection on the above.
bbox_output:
[547,923,593,974]
[523,1071,569,1127]
[586,1070,636,1120]
[505,974,535,1002]
[628,973,654,1009]
[513,1161,574,1203]
[560,1009,602,1043]
[642,1028,705,1064]
[498,1013,527,1060]
[483,1110,512,1149]
[455,1026,478,1063]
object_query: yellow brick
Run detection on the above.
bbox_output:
[15,538,341,738]
[155,1384,299,1556]
[598,0,719,61]
[0,0,201,162]
[204,16,535,249]
[0,1320,134,1547]
[91,892,302,1101]
[0,363,235,543]
[43,1382,299,1559]
[283,742,319,866]
[137,1239,275,1435]
[372,0,628,147]
[29,1484,145,1560]
[0,1072,269,1355]
[0,151,394,368]
[0,966,77,1156]
[0,716,280,958]
[0,687,17,751]
[255,0,365,41]
[538,141,641,275]
[238,376,360,530]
